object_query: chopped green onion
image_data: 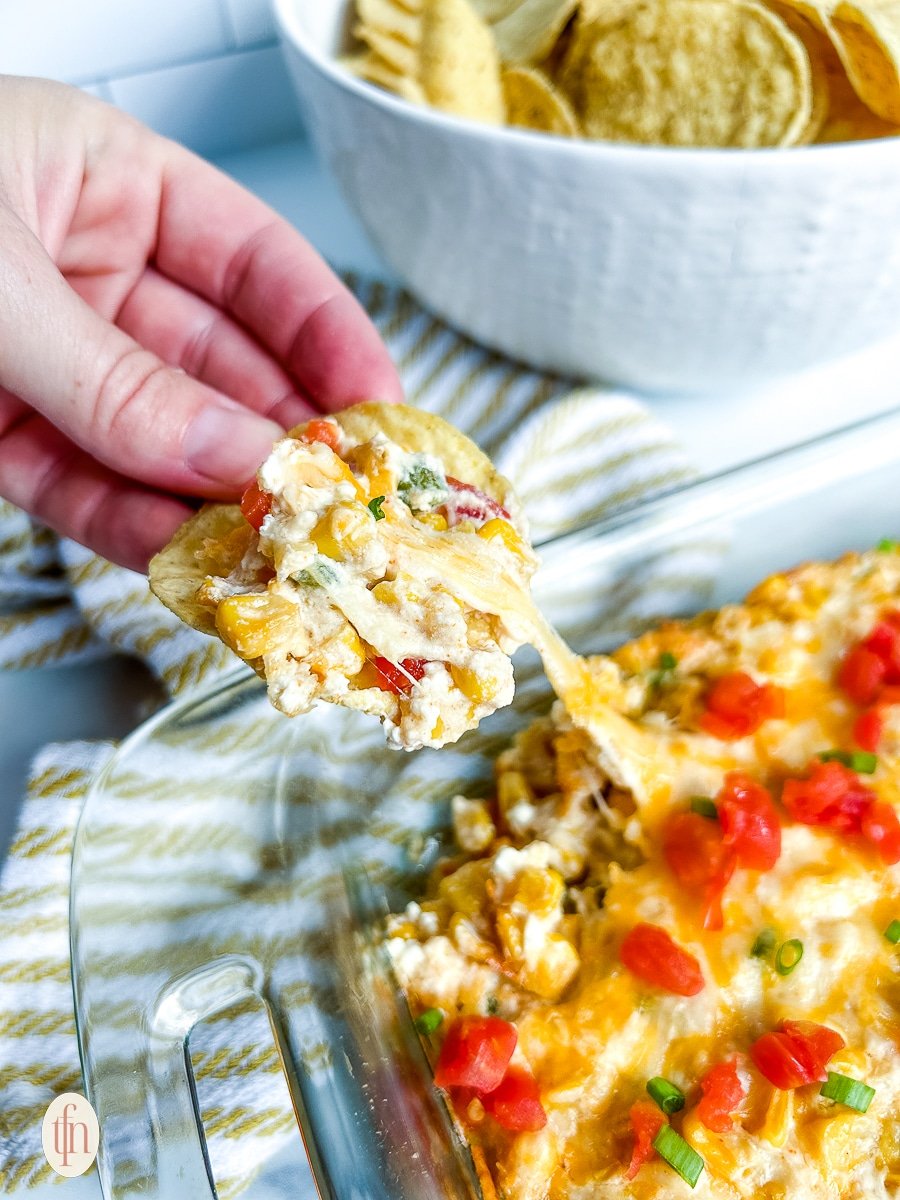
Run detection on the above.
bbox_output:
[877,538,899,553]
[652,1126,704,1188]
[414,1008,443,1035]
[751,928,777,959]
[884,919,900,944]
[367,495,386,521]
[485,995,499,1016]
[292,559,340,587]
[659,651,678,672]
[646,1077,686,1115]
[775,938,804,976]
[820,1071,875,1113]
[690,796,719,820]
[397,463,447,510]
[818,749,878,774]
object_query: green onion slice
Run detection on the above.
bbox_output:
[647,1077,686,1115]
[877,538,899,553]
[367,495,386,521]
[414,1008,443,1036]
[820,1071,876,1113]
[775,938,804,976]
[690,796,719,820]
[884,919,900,944]
[659,651,678,672]
[751,929,777,959]
[652,1126,704,1188]
[818,749,877,774]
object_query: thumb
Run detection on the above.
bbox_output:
[0,204,282,497]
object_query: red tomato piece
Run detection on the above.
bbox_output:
[863,618,900,683]
[699,672,785,741]
[854,708,884,752]
[662,812,735,932]
[626,1101,666,1180]
[750,1021,844,1090]
[838,646,887,706]
[782,760,875,835]
[371,657,427,694]
[717,771,782,871]
[434,1017,518,1093]
[697,1058,747,1132]
[480,1066,547,1132]
[300,417,342,451]
[240,481,273,532]
[620,923,705,997]
[443,476,510,525]
[861,800,900,865]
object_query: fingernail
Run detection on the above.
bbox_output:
[185,405,283,484]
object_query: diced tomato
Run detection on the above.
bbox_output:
[860,800,900,865]
[662,812,734,931]
[240,480,273,532]
[443,476,510,526]
[434,1017,518,1093]
[626,1101,666,1180]
[717,771,781,871]
[839,646,887,706]
[854,708,884,752]
[697,1058,746,1132]
[300,417,342,451]
[782,760,875,835]
[620,923,705,997]
[699,672,785,741]
[863,616,900,683]
[371,656,427,694]
[480,1065,547,1132]
[749,1021,844,1090]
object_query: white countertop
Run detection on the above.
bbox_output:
[4,129,900,1198]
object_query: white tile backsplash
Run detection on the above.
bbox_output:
[109,45,302,157]
[1,0,232,86]
[223,0,278,47]
[2,0,302,157]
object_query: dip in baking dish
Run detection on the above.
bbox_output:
[389,547,900,1197]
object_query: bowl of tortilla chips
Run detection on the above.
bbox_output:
[275,0,900,393]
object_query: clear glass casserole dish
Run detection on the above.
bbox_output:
[70,406,900,1199]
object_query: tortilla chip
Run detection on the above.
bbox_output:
[420,0,506,122]
[502,64,581,132]
[489,0,580,63]
[149,402,521,638]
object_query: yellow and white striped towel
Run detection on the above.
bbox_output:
[0,279,705,1196]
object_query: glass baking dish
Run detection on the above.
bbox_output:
[70,405,900,1200]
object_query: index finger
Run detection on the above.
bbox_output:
[155,142,403,413]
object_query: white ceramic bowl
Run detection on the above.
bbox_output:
[275,0,900,394]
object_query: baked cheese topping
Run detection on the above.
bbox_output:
[388,548,900,1198]
[197,418,539,750]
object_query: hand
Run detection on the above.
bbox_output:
[0,76,402,572]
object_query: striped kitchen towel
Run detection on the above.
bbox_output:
[0,278,714,1197]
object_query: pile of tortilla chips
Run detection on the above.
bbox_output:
[342,0,900,146]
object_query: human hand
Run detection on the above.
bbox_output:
[0,76,402,572]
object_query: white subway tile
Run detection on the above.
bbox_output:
[108,46,303,157]
[0,0,231,85]
[79,80,114,102]
[222,0,277,46]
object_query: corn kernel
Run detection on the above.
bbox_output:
[215,592,297,658]
[513,866,564,918]
[523,934,580,1000]
[415,511,449,531]
[450,664,496,705]
[477,518,525,557]
[452,796,496,853]
[497,770,535,820]
[310,502,373,561]
[438,860,491,917]
[680,1111,740,1178]
[449,913,494,962]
